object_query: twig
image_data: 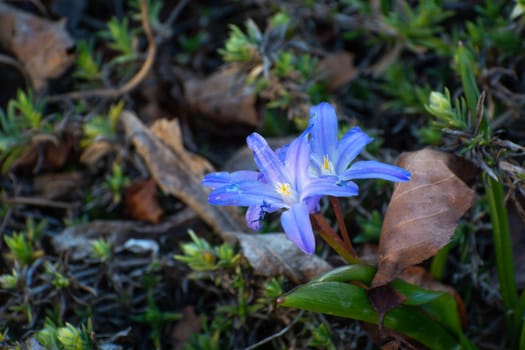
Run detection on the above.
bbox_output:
[243,310,304,350]
[47,0,156,101]
[3,196,73,209]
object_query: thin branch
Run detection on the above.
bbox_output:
[243,310,304,350]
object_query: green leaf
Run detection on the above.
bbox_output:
[280,281,467,350]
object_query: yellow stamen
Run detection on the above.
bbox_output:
[322,155,331,171]
[275,182,292,197]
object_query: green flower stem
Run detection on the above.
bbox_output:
[485,175,519,348]
[328,196,356,256]
[311,213,361,265]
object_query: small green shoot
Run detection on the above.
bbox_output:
[90,238,113,262]
[81,101,124,148]
[74,40,102,81]
[0,269,19,289]
[219,19,261,63]
[104,162,130,204]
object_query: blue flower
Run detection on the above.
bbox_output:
[202,130,357,254]
[309,102,411,183]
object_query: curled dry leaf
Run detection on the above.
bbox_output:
[0,3,76,90]
[372,149,477,287]
[124,178,163,224]
[184,65,259,127]
[121,111,244,234]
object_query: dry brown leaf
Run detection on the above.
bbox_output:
[317,52,357,91]
[33,171,84,200]
[232,232,331,284]
[121,110,244,235]
[170,306,201,350]
[372,149,476,287]
[0,3,75,90]
[13,133,73,173]
[184,66,259,127]
[150,118,213,177]
[121,111,330,282]
[124,178,163,224]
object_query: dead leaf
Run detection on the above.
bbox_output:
[13,133,73,173]
[0,3,76,90]
[317,52,357,91]
[170,306,201,350]
[150,118,213,177]
[124,178,163,224]
[232,232,331,284]
[367,284,407,329]
[372,149,476,287]
[184,66,259,127]
[33,171,84,199]
[121,110,244,235]
[121,111,331,283]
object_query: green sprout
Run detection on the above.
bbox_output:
[219,19,261,63]
[81,101,124,148]
[90,238,113,262]
[0,269,19,289]
[105,162,130,204]
[56,322,93,350]
[0,90,49,172]
[308,323,336,350]
[174,230,242,274]
[4,232,42,267]
[74,40,102,81]
[102,16,136,61]
[44,261,70,289]
[132,289,181,350]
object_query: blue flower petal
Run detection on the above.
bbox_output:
[246,205,264,231]
[247,133,288,185]
[285,130,312,189]
[281,203,316,254]
[303,177,359,199]
[202,170,259,189]
[208,182,284,207]
[309,103,339,160]
[342,160,411,182]
[335,127,373,174]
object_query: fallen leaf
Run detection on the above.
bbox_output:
[13,133,74,173]
[232,232,331,284]
[317,52,357,91]
[184,66,260,127]
[367,284,407,330]
[150,118,214,177]
[0,3,76,90]
[121,110,244,235]
[33,171,84,199]
[121,111,330,282]
[124,178,163,224]
[372,149,476,287]
[170,306,201,350]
